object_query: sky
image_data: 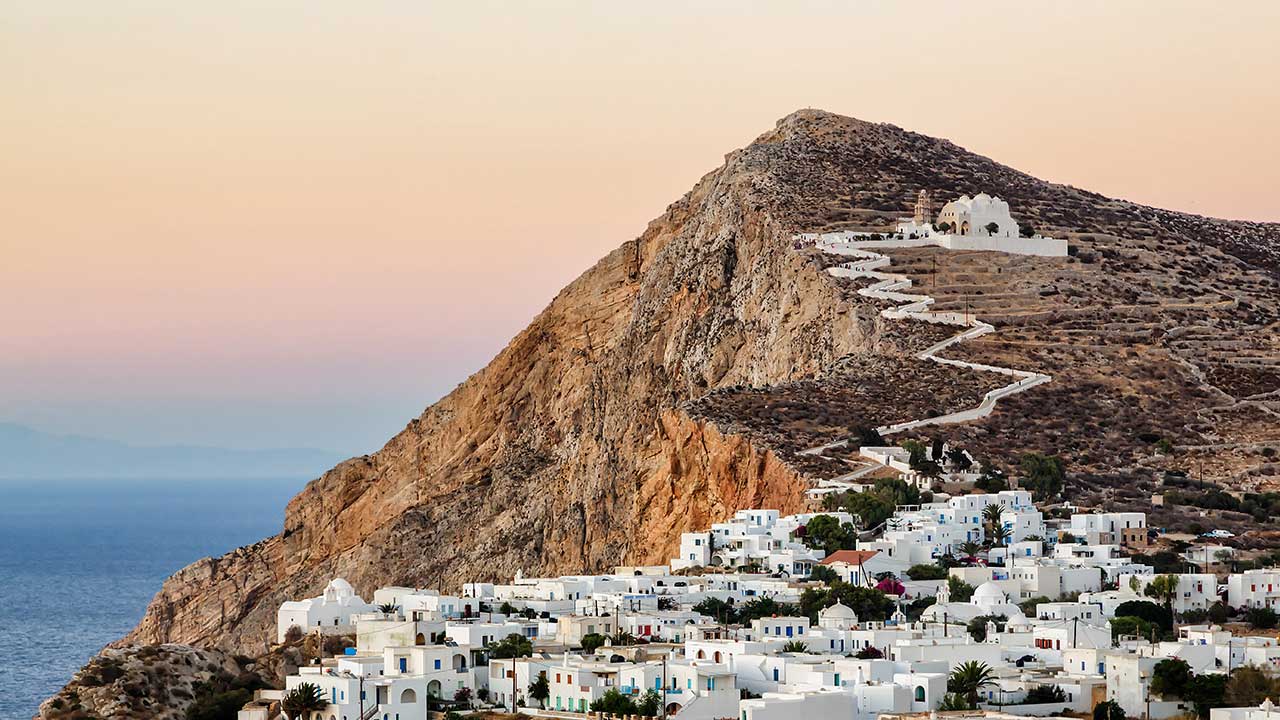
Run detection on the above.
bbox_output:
[3,1,1278,456]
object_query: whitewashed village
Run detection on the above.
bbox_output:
[247,195,1280,720]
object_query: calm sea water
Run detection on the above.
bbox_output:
[0,478,307,720]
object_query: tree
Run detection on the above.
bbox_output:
[808,565,840,583]
[693,597,737,625]
[946,448,973,472]
[803,514,858,555]
[988,524,1011,548]
[590,688,638,716]
[1246,606,1279,629]
[948,660,997,708]
[854,646,883,659]
[454,687,473,704]
[527,674,550,709]
[850,425,885,448]
[737,597,797,623]
[799,582,894,623]
[610,631,636,647]
[1022,685,1067,704]
[1093,700,1126,720]
[959,541,983,558]
[580,633,607,653]
[1185,673,1227,720]
[830,478,921,530]
[967,614,1006,643]
[982,504,1006,529]
[984,221,1000,236]
[499,601,517,616]
[636,689,662,717]
[781,640,808,653]
[1225,665,1280,707]
[377,602,398,614]
[938,693,971,711]
[948,576,976,603]
[187,672,268,720]
[1144,575,1180,617]
[937,221,953,233]
[488,633,533,659]
[1020,453,1065,500]
[975,468,1008,493]
[903,439,943,478]
[1150,658,1192,698]
[282,683,328,720]
[1114,600,1173,632]
[1017,596,1052,616]
[1110,615,1158,642]
[905,563,947,581]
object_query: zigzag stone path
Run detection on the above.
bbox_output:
[796,232,1053,488]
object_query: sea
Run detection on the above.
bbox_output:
[0,478,307,720]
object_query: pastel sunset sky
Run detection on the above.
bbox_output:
[4,1,1278,454]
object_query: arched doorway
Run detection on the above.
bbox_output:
[666,702,682,716]
[400,688,417,704]
[415,633,426,646]
[713,651,722,663]
[696,649,705,659]
[427,680,441,698]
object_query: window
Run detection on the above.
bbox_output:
[434,659,441,670]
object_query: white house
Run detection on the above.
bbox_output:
[1227,569,1280,610]
[1120,573,1219,613]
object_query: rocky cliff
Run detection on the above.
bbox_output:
[43,109,1280,716]
[120,111,892,659]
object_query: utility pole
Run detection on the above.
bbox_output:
[1072,616,1078,648]
[662,655,668,720]
[943,611,948,637]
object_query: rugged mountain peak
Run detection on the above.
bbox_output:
[90,110,1280,670]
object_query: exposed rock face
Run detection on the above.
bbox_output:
[46,109,1280,717]
[123,112,885,658]
[635,410,812,565]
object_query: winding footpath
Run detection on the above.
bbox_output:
[797,233,1053,482]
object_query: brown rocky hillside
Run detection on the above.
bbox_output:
[42,109,1280,717]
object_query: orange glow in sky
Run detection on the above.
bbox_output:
[3,1,1278,452]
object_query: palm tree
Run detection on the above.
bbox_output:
[377,602,398,614]
[781,640,808,653]
[282,683,328,720]
[982,504,1006,529]
[948,660,997,708]
[528,674,550,709]
[959,541,983,558]
[988,524,1011,548]
[1145,575,1181,627]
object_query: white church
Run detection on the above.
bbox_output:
[887,190,1067,257]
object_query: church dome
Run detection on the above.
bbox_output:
[973,581,1008,606]
[820,602,858,620]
